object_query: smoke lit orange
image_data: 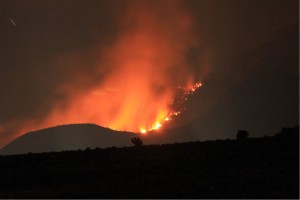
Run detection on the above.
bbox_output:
[1,0,201,146]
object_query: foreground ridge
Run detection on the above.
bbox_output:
[0,126,298,198]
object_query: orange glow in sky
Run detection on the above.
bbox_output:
[2,0,201,147]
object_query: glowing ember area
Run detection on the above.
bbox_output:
[139,81,203,133]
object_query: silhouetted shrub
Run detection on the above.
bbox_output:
[275,126,299,140]
[236,130,249,140]
[85,147,91,151]
[131,137,143,147]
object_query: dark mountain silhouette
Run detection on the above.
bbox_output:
[0,124,137,155]
[0,122,200,155]
[0,123,202,156]
[1,119,298,156]
[0,125,298,198]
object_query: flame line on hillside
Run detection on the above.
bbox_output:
[139,81,202,134]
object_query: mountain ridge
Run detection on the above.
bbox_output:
[0,123,137,155]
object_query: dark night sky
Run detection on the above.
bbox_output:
[0,0,298,147]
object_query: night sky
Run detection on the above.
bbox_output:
[0,0,298,147]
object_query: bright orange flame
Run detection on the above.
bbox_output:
[153,122,162,130]
[140,128,147,134]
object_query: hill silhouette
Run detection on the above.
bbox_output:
[0,123,218,155]
[0,124,137,155]
[0,125,298,198]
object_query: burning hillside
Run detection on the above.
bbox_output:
[0,0,201,146]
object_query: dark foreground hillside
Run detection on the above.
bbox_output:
[0,126,298,198]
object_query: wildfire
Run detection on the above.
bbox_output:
[186,82,202,95]
[1,0,202,147]
[140,128,147,134]
[139,81,202,134]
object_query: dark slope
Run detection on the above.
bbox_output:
[164,23,299,141]
[0,124,137,155]
[0,123,204,156]
[0,123,206,156]
[0,126,298,198]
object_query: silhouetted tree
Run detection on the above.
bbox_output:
[131,137,143,147]
[275,127,298,139]
[236,130,249,140]
[84,147,91,151]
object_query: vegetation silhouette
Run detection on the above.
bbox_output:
[131,137,143,147]
[0,125,298,198]
[236,130,249,140]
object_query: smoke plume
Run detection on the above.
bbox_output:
[0,0,200,146]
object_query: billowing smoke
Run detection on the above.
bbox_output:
[0,0,200,147]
